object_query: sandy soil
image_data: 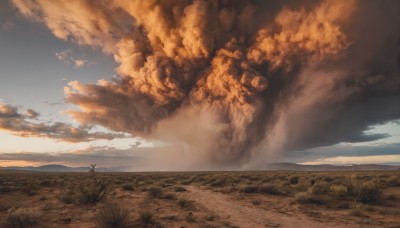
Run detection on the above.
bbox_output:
[185,186,364,228]
[1,172,399,227]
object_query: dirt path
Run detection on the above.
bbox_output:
[185,186,358,228]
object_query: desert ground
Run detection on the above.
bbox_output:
[0,169,399,228]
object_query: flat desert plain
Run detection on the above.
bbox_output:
[0,171,400,228]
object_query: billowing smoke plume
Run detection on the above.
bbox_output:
[13,0,400,168]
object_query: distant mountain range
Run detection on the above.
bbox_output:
[0,163,399,172]
[0,165,120,172]
[264,163,400,171]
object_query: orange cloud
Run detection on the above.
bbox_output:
[13,0,400,168]
[0,103,124,142]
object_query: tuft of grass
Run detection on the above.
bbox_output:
[174,186,187,192]
[386,176,400,187]
[59,188,76,204]
[147,186,163,198]
[310,182,330,195]
[96,201,130,228]
[385,193,397,201]
[186,212,195,223]
[350,208,363,216]
[121,183,134,191]
[239,185,258,193]
[139,211,154,225]
[259,184,281,195]
[329,185,348,199]
[4,207,39,228]
[353,181,382,204]
[350,203,364,216]
[20,182,38,196]
[295,192,324,204]
[289,176,299,184]
[178,198,191,208]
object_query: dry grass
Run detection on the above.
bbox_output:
[0,170,399,227]
[96,201,130,228]
[139,211,154,225]
[3,207,39,228]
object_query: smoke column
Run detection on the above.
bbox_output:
[13,0,400,169]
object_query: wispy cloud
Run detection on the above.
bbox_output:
[1,20,15,31]
[55,49,95,69]
[300,155,400,166]
[0,103,124,142]
[284,142,400,165]
[0,145,139,167]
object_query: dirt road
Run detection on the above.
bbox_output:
[186,186,359,228]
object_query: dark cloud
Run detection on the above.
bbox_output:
[12,0,400,168]
[0,103,124,142]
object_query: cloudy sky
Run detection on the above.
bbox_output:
[0,0,399,170]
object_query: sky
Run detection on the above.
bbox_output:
[0,0,399,170]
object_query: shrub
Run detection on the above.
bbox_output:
[121,183,134,191]
[323,176,334,182]
[259,184,280,195]
[20,183,38,196]
[39,180,52,187]
[4,207,39,228]
[186,212,195,223]
[174,186,187,192]
[96,201,130,228]
[386,176,400,187]
[239,185,258,193]
[350,208,363,216]
[139,211,154,225]
[210,179,225,187]
[329,185,348,199]
[350,203,363,216]
[289,176,299,184]
[353,181,382,203]
[78,164,109,204]
[147,186,163,198]
[295,192,323,204]
[0,186,11,192]
[178,198,191,208]
[385,193,397,201]
[59,188,76,204]
[163,193,176,200]
[221,186,236,193]
[310,182,330,195]
[337,202,350,209]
